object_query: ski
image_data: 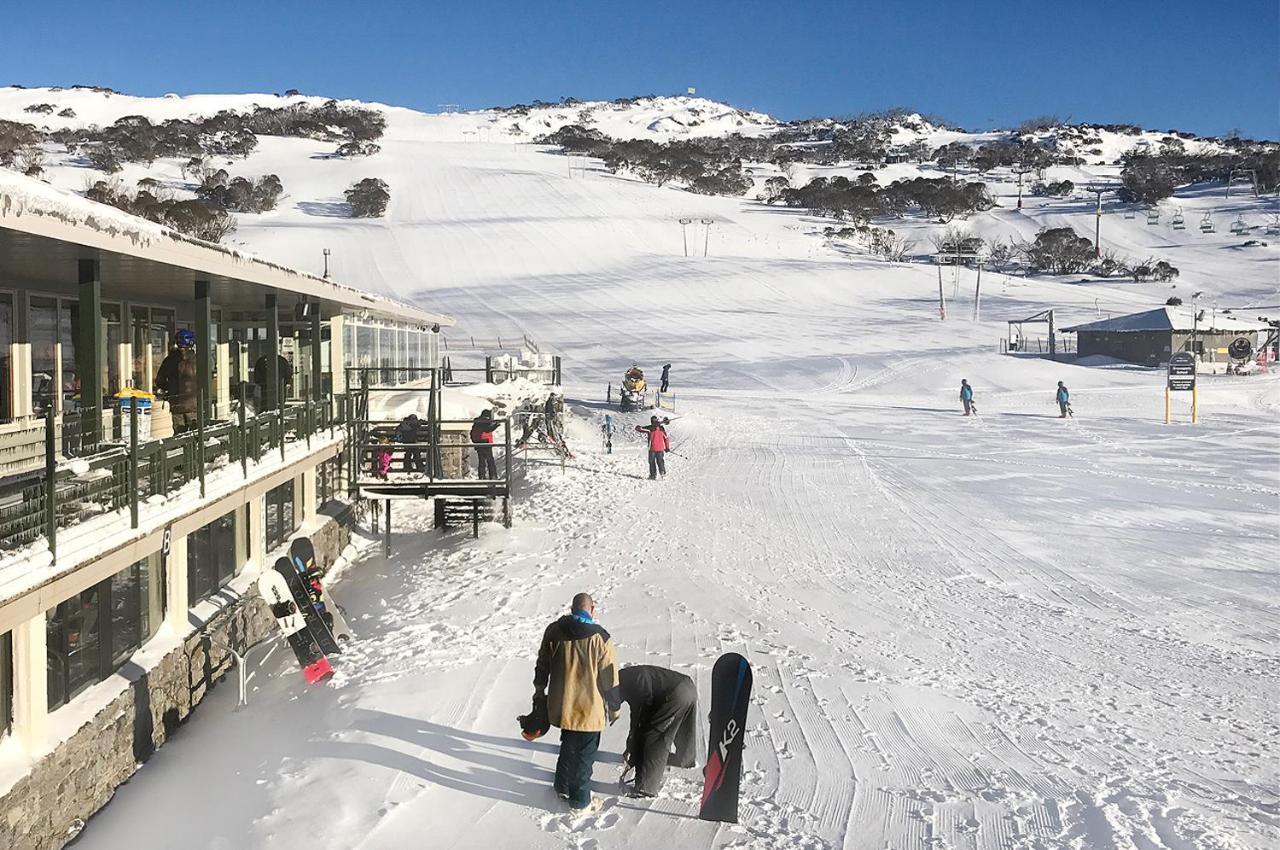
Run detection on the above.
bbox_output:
[289,537,354,644]
[256,569,333,685]
[699,652,752,823]
[602,414,614,453]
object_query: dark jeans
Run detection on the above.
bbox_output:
[648,450,666,479]
[554,729,600,807]
[476,445,498,479]
[962,399,972,415]
[627,679,697,795]
[404,448,423,472]
[1059,401,1069,416]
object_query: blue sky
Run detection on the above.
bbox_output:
[2,0,1276,138]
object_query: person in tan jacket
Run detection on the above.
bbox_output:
[532,592,620,812]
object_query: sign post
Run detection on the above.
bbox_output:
[1166,351,1197,424]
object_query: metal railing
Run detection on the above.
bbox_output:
[0,391,349,560]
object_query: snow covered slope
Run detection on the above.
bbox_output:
[1,87,1276,850]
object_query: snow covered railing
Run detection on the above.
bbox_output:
[0,392,352,563]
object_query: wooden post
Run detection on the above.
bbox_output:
[129,397,139,528]
[1165,387,1171,424]
[196,381,206,498]
[195,280,213,421]
[78,259,103,446]
[265,293,280,410]
[238,381,248,478]
[1191,384,1198,424]
[384,499,391,557]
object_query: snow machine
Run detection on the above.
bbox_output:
[620,366,648,412]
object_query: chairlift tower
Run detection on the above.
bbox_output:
[1085,183,1119,258]
[1225,168,1258,199]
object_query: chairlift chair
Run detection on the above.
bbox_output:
[1146,208,1159,225]
[1124,208,1136,220]
[1199,212,1215,233]
[1266,215,1280,237]
[1230,215,1248,235]
[1171,209,1185,230]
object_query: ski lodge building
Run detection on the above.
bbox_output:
[0,178,451,848]
[1063,307,1271,366]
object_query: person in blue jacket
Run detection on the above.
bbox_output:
[960,379,974,416]
[1056,381,1071,418]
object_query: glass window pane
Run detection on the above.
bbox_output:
[150,309,174,391]
[356,324,374,369]
[110,562,142,664]
[64,587,101,700]
[60,300,78,410]
[46,605,65,709]
[103,303,121,397]
[131,306,149,390]
[31,296,57,416]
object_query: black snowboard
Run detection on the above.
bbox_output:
[273,556,341,655]
[699,652,753,823]
[256,570,333,684]
[290,536,353,643]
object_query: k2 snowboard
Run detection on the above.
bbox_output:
[699,652,752,823]
[289,537,353,644]
[256,569,333,685]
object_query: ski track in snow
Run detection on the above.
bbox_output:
[43,93,1280,850]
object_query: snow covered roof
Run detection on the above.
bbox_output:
[0,170,452,326]
[1064,307,1271,334]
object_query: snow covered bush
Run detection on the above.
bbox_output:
[1118,155,1178,204]
[198,172,284,213]
[1031,179,1074,197]
[864,227,914,262]
[345,178,390,217]
[335,140,381,157]
[0,120,42,167]
[1023,228,1095,274]
[83,179,237,242]
[85,141,124,173]
[23,103,55,115]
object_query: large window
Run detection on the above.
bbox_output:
[60,300,78,409]
[188,511,238,606]
[264,479,297,552]
[356,324,375,369]
[1,631,11,739]
[103,302,122,398]
[47,557,163,711]
[30,295,58,416]
[111,554,162,664]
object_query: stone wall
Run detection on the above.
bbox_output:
[0,510,353,850]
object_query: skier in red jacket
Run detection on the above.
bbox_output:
[634,416,671,480]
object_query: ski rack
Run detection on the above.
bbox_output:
[200,630,277,710]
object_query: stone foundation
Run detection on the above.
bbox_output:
[0,510,353,850]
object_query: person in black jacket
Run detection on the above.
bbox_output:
[618,665,697,797]
[394,414,424,472]
[252,353,293,407]
[155,329,198,432]
[470,409,501,479]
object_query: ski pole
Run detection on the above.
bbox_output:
[667,449,688,459]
